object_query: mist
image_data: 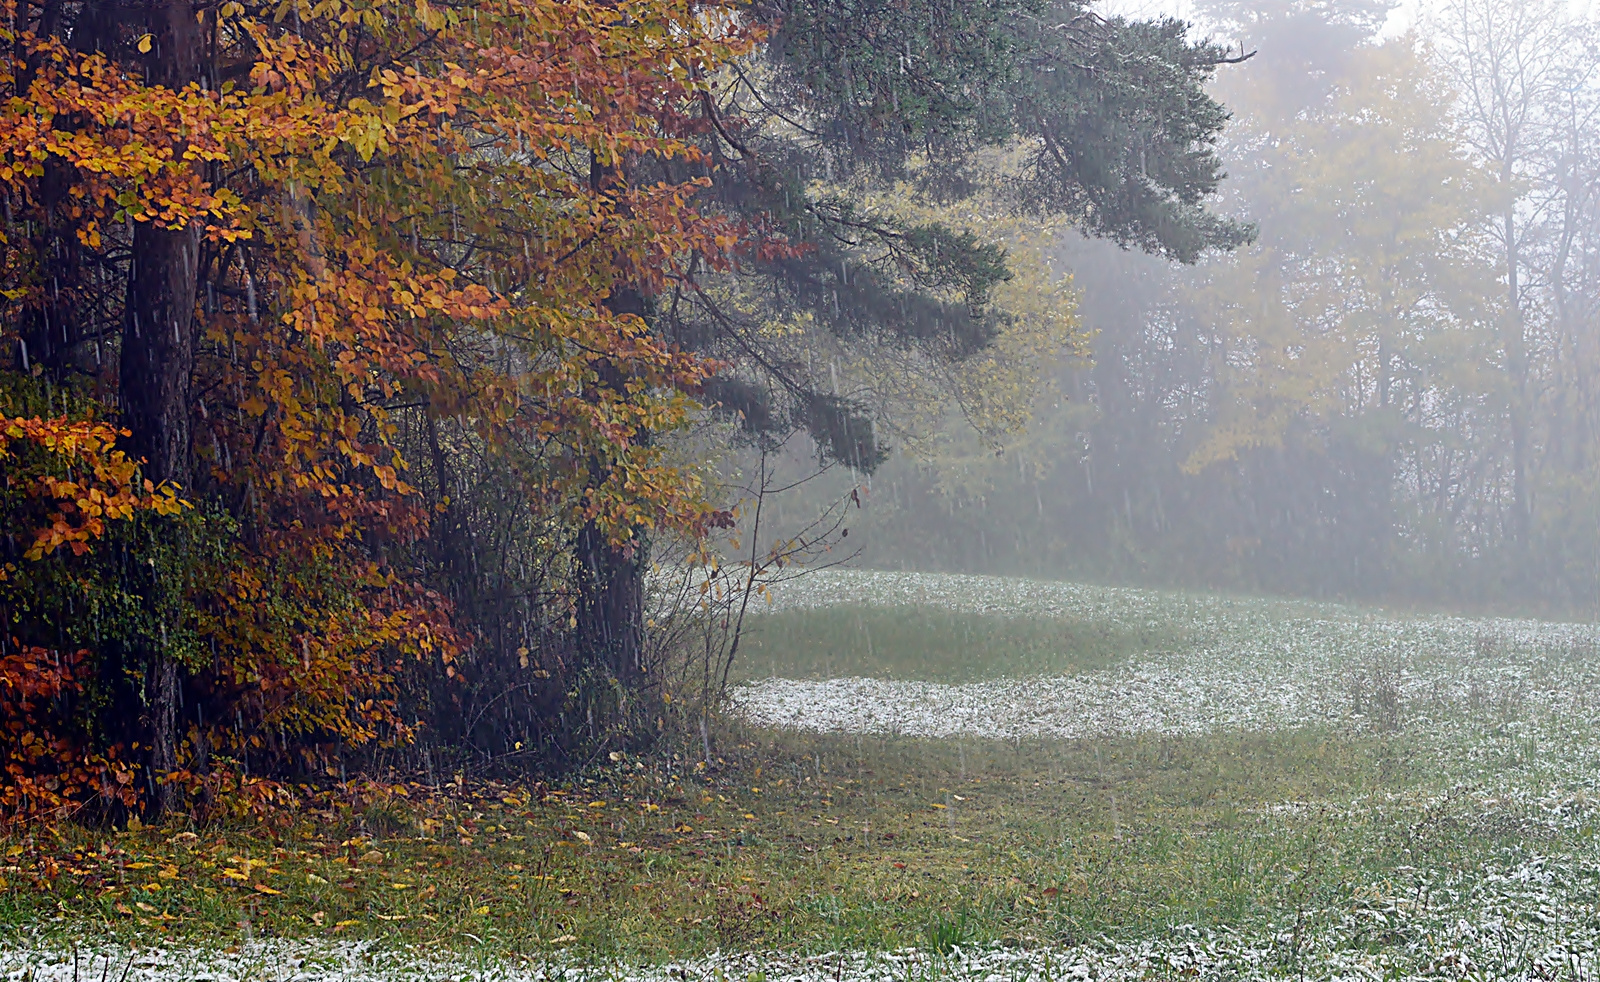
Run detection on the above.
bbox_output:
[755,0,1600,619]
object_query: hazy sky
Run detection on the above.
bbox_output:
[1096,0,1600,36]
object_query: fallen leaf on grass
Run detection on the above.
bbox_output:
[253,883,281,895]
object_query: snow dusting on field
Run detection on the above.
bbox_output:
[9,571,1600,980]
[10,846,1600,982]
[734,569,1600,741]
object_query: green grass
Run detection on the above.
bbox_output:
[2,571,1595,972]
[735,605,1181,682]
[0,721,1538,962]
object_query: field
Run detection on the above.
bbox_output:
[4,570,1600,980]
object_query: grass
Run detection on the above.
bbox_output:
[0,724,1529,958]
[2,569,1599,979]
[735,606,1178,682]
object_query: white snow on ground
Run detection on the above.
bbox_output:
[9,571,1600,980]
[733,569,1600,740]
[732,668,1328,741]
[7,845,1600,982]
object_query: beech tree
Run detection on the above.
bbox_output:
[0,0,755,816]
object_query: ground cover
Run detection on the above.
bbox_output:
[1,570,1598,979]
[734,606,1177,682]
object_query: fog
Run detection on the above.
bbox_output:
[1102,0,1600,33]
[756,0,1600,619]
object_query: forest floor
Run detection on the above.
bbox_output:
[3,570,1600,980]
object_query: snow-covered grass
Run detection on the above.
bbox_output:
[736,569,1600,741]
[7,570,1600,979]
[10,843,1600,982]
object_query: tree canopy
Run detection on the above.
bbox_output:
[0,0,1250,819]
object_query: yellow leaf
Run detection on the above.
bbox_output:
[136,34,152,53]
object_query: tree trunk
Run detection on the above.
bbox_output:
[119,0,203,816]
[1504,206,1531,550]
[575,522,647,687]
[575,153,650,699]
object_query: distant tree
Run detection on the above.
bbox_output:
[1435,0,1584,550]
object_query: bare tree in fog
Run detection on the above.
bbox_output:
[1438,0,1590,550]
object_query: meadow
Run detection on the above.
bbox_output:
[3,570,1599,980]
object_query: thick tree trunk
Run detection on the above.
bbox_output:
[575,521,647,687]
[119,0,203,816]
[575,153,650,698]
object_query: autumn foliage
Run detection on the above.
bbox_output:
[0,414,184,560]
[0,0,763,820]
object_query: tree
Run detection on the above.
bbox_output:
[489,0,1259,730]
[681,0,1255,472]
[0,0,757,815]
[1436,0,1583,550]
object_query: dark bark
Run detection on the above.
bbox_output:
[574,521,647,687]
[118,0,204,816]
[11,2,119,381]
[574,154,650,693]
